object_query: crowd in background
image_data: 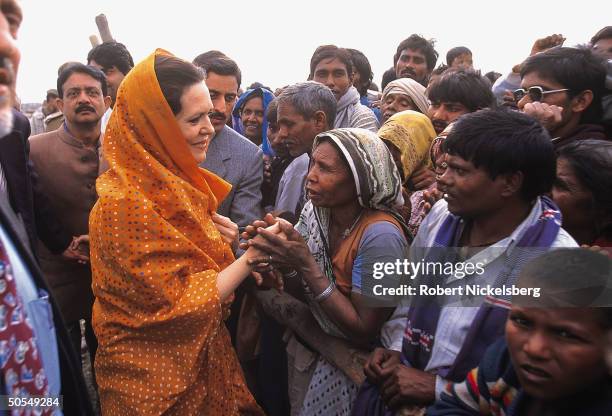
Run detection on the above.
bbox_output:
[1,0,612,414]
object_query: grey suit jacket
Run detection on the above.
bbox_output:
[201,125,263,229]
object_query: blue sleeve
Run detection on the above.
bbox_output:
[352,221,407,292]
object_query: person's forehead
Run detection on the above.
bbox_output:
[205,71,238,92]
[313,140,339,159]
[385,92,412,100]
[455,53,472,60]
[593,38,612,48]
[315,57,348,72]
[510,305,601,327]
[438,101,468,109]
[445,153,476,169]
[446,153,469,163]
[244,95,263,108]
[400,48,425,58]
[182,82,211,106]
[278,101,306,121]
[64,72,103,88]
[520,70,565,89]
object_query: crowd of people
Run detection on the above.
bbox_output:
[1,0,611,414]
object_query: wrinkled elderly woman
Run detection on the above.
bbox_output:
[380,78,430,123]
[246,128,411,415]
[89,49,266,415]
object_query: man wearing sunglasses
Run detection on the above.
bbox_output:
[516,47,608,148]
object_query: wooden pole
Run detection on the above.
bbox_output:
[89,35,100,48]
[95,14,114,43]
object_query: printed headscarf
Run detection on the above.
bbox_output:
[378,110,437,181]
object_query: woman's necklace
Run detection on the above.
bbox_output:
[341,209,365,239]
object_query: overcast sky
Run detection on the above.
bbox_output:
[16,0,611,103]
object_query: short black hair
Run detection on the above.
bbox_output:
[557,139,612,239]
[45,90,58,101]
[427,68,495,111]
[87,41,134,75]
[266,98,278,124]
[346,48,373,96]
[192,51,242,87]
[520,46,606,124]
[446,46,472,66]
[591,26,612,45]
[309,45,353,80]
[443,109,555,202]
[393,34,438,71]
[516,248,612,315]
[484,71,501,84]
[381,67,397,91]
[154,55,204,115]
[57,63,108,98]
[431,64,449,78]
[248,81,271,91]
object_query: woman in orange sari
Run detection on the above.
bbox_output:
[89,49,265,415]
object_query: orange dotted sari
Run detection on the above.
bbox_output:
[89,49,262,415]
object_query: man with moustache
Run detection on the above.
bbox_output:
[0,0,94,413]
[29,63,111,371]
[427,68,495,135]
[393,34,438,87]
[193,52,263,238]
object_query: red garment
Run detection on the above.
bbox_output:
[0,242,51,414]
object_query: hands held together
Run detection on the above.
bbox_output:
[238,213,313,290]
[364,347,436,410]
[61,234,90,264]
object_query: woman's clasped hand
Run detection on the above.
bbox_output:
[239,213,312,290]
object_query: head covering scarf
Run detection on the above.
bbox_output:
[381,78,430,115]
[378,110,437,181]
[231,87,276,156]
[295,128,408,337]
[89,49,261,415]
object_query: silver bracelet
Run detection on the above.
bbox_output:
[283,269,298,279]
[313,281,335,303]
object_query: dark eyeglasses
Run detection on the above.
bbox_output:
[513,86,570,103]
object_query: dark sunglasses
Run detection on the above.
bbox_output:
[513,86,570,102]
